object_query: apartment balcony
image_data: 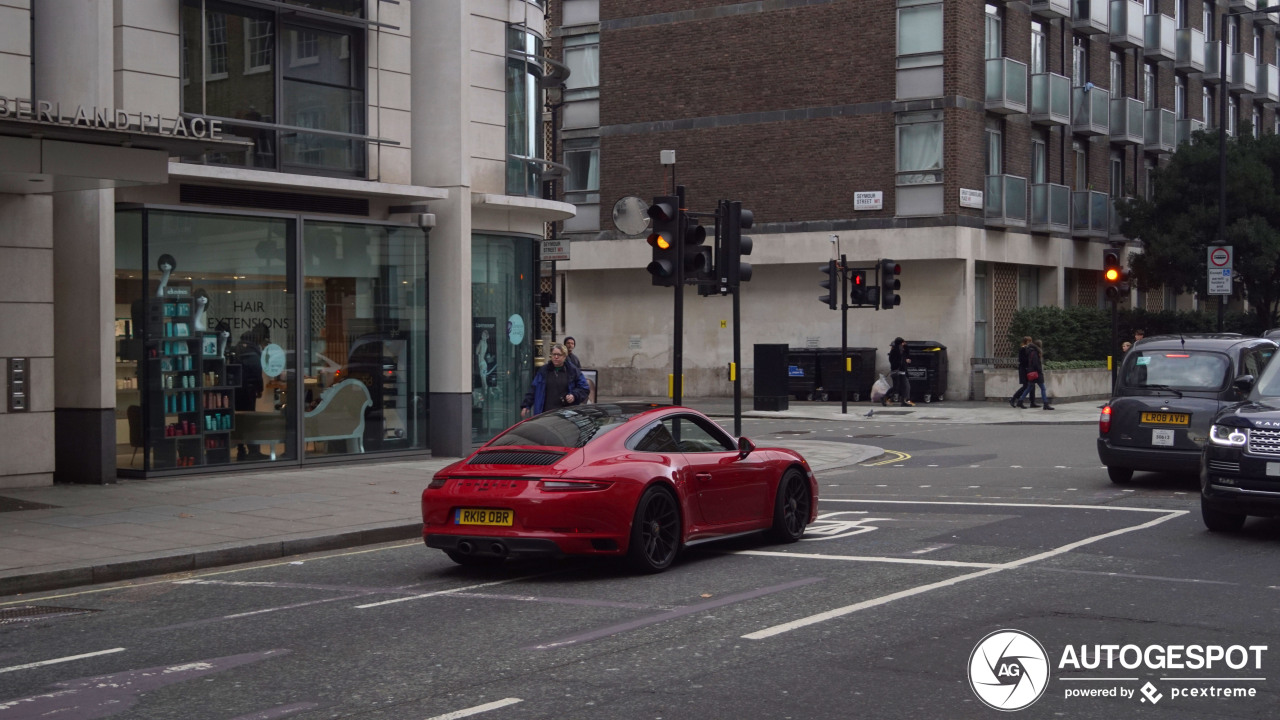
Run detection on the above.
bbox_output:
[1259,8,1278,25]
[1030,0,1071,19]
[1144,107,1176,154]
[1144,14,1176,61]
[1072,190,1110,238]
[1228,0,1256,10]
[1073,0,1109,34]
[1073,86,1111,135]
[1204,41,1223,84]
[1030,183,1071,234]
[1110,96,1145,145]
[1258,62,1280,104]
[1110,196,1132,239]
[1176,117,1206,146]
[986,57,1029,115]
[1109,0,1144,48]
[985,175,1029,229]
[1175,27,1205,74]
[1231,53,1258,93]
[1030,72,1071,126]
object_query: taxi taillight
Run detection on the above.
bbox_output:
[1099,405,1112,434]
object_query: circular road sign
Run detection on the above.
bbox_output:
[1210,247,1231,267]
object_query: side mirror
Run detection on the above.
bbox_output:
[1233,374,1256,394]
[737,437,756,459]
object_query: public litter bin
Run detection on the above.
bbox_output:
[787,348,820,400]
[814,348,877,401]
[753,343,790,411]
[904,340,948,403]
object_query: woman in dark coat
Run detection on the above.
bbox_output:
[1010,336,1033,408]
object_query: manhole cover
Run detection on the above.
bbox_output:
[0,497,61,512]
[0,606,99,625]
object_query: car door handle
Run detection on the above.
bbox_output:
[696,473,712,481]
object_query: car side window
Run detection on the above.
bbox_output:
[1242,349,1262,378]
[631,421,679,453]
[670,415,736,453]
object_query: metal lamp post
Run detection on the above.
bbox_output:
[1218,5,1280,331]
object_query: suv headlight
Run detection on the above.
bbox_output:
[1209,424,1248,447]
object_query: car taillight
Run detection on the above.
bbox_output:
[538,479,612,491]
[427,476,448,489]
[1099,405,1112,434]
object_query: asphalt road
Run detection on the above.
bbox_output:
[2,420,1278,719]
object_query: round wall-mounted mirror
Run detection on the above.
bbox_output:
[612,196,651,236]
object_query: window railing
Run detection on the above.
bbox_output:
[1073,86,1111,136]
[985,57,1028,114]
[985,175,1029,228]
[1231,52,1258,94]
[1030,183,1071,234]
[1175,27,1205,73]
[1144,13,1176,62]
[1073,0,1110,34]
[1072,190,1110,238]
[1110,96,1145,145]
[1176,117,1206,146]
[1144,108,1176,154]
[1110,0,1144,49]
[1031,72,1071,126]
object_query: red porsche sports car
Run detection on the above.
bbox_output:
[422,403,818,573]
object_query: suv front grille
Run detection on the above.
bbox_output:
[1247,428,1280,456]
[1207,459,1241,474]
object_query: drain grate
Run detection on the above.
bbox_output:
[0,497,61,512]
[0,606,100,625]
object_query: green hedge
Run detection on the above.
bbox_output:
[1007,306,1261,362]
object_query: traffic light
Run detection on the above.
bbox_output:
[879,258,901,309]
[1103,250,1129,300]
[646,196,679,286]
[849,270,868,306]
[723,201,754,287]
[681,209,711,284]
[819,259,838,309]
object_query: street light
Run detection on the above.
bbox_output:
[1218,4,1280,330]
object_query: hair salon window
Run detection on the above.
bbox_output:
[180,0,367,177]
[507,26,546,197]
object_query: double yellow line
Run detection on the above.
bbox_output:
[860,450,911,467]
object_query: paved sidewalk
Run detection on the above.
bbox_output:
[0,396,1095,598]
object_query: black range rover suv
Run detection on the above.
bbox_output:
[1201,342,1280,531]
[1098,334,1276,485]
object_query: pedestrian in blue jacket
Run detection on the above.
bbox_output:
[521,343,590,417]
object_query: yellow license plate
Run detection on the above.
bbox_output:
[455,508,513,526]
[1141,412,1190,426]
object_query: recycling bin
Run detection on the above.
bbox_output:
[815,348,878,401]
[753,343,790,411]
[786,348,820,400]
[904,340,948,403]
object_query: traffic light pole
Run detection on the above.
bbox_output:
[1110,296,1119,391]
[840,254,849,415]
[673,185,686,407]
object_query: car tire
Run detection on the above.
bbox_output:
[1107,466,1134,484]
[627,485,680,573]
[1201,502,1246,532]
[768,468,811,543]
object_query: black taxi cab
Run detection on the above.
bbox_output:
[1097,334,1276,484]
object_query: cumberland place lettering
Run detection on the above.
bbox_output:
[0,97,222,140]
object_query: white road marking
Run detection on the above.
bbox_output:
[423,698,523,720]
[737,550,994,569]
[356,574,544,609]
[0,647,125,674]
[743,502,1186,640]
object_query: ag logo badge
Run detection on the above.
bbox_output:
[968,629,1050,711]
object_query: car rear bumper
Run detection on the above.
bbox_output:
[424,532,623,558]
[1097,437,1200,474]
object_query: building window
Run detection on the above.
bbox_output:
[1204,1,1215,41]
[896,110,943,185]
[1253,108,1261,138]
[897,0,943,69]
[1073,35,1089,87]
[1031,133,1047,184]
[1174,74,1186,118]
[985,4,1002,59]
[563,142,599,194]
[1110,50,1123,96]
[1144,158,1156,199]
[1229,96,1238,136]
[1018,266,1040,309]
[974,261,989,357]
[1176,0,1187,28]
[563,33,599,101]
[985,118,1003,175]
[1073,140,1087,190]
[1024,20,1044,74]
[1204,85,1214,128]
[244,17,273,73]
[1110,151,1124,197]
[1144,62,1157,106]
[506,25,546,197]
[180,0,366,177]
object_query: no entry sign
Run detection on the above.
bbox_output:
[1208,246,1233,295]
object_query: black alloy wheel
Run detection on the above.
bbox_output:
[1107,466,1134,484]
[628,485,680,573]
[1200,501,1246,532]
[769,468,811,543]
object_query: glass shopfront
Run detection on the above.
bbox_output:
[472,234,536,443]
[115,207,427,475]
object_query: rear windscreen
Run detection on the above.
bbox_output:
[488,407,632,448]
[1121,350,1229,391]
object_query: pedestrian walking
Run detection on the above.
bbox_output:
[1026,339,1054,410]
[563,336,582,371]
[885,337,915,407]
[520,343,589,418]
[1009,336,1033,408]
